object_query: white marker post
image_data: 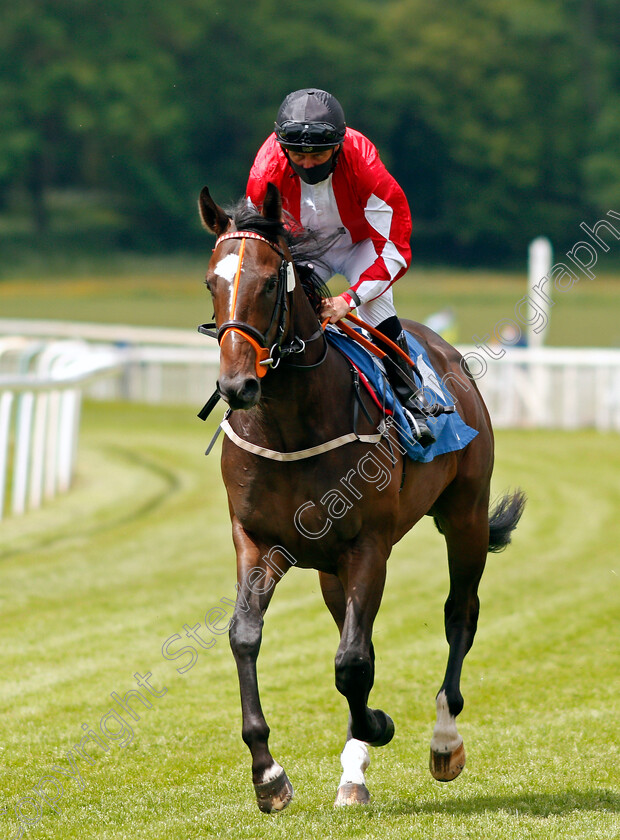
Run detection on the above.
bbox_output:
[527,237,553,426]
[527,236,553,348]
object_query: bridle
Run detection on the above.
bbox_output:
[198,230,325,378]
[196,228,389,455]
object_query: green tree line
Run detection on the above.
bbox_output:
[1,0,619,261]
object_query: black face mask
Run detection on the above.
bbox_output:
[286,154,335,185]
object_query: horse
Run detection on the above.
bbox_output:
[197,182,526,812]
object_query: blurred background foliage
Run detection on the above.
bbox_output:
[1,0,619,266]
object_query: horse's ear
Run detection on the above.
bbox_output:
[198,186,230,236]
[262,182,282,222]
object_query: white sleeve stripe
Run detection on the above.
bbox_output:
[364,194,393,239]
[352,244,405,303]
[353,276,394,302]
[381,241,407,276]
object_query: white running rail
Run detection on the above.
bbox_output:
[1,321,619,521]
[0,340,125,520]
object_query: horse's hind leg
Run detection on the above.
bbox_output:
[431,500,489,782]
[319,564,392,806]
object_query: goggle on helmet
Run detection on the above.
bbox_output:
[274,89,346,153]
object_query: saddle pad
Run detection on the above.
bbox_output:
[325,325,478,463]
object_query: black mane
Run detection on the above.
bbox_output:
[227,199,337,314]
[229,199,286,243]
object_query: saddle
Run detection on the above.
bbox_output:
[324,320,478,464]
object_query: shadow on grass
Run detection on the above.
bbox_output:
[379,789,619,817]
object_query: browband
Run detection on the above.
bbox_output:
[215,230,284,258]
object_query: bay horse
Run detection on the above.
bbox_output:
[198,183,525,812]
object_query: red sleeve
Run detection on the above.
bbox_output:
[338,130,412,305]
[247,135,285,205]
[247,137,272,206]
[246,135,302,223]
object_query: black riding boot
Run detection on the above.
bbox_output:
[387,332,437,447]
[372,317,436,447]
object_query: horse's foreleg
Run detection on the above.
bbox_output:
[320,571,375,806]
[330,553,394,747]
[229,522,293,813]
[431,507,488,782]
[334,738,371,806]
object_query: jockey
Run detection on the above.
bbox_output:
[246,88,435,445]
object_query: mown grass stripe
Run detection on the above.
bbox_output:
[0,403,618,839]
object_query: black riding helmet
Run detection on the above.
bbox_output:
[275,89,346,150]
[274,89,346,184]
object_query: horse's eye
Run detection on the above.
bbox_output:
[265,276,278,293]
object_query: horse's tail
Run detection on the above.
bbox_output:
[487,489,527,553]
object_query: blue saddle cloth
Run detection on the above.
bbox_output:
[325,326,478,463]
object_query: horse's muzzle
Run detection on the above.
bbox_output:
[218,375,261,410]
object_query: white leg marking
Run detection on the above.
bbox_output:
[430,690,463,753]
[338,738,370,787]
[258,761,284,785]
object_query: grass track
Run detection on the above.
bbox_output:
[0,403,618,839]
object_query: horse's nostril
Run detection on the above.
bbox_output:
[219,375,261,409]
[240,378,260,401]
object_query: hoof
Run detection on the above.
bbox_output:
[335,782,371,806]
[254,769,294,813]
[430,740,466,782]
[367,709,395,747]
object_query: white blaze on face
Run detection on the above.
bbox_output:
[430,690,463,753]
[215,253,241,283]
[338,738,370,787]
[215,252,243,315]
